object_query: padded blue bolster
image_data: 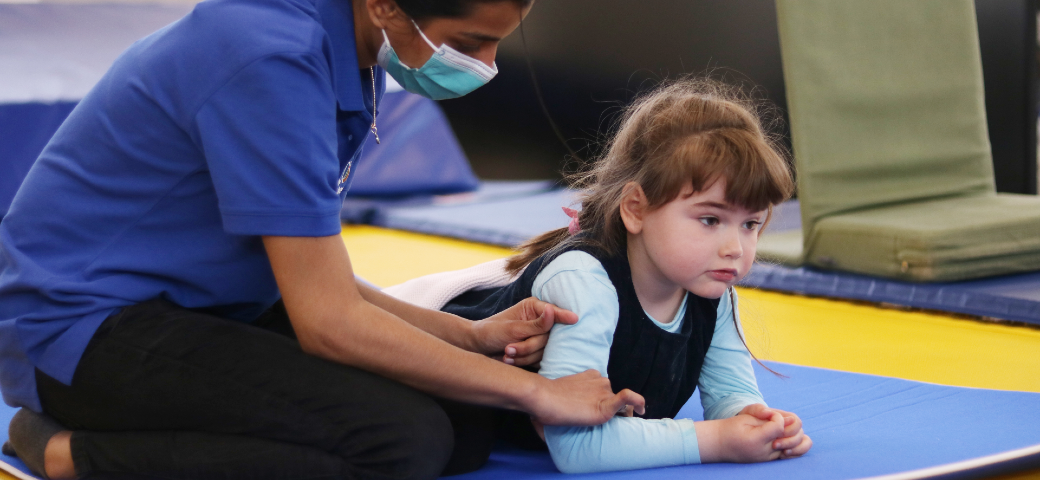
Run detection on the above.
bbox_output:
[343,182,574,246]
[346,90,480,197]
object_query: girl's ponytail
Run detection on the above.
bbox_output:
[505,227,571,276]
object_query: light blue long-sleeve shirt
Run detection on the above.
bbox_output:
[534,251,766,474]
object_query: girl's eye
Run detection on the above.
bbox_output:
[743,220,763,230]
[699,217,719,227]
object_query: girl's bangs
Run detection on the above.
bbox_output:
[663,132,793,213]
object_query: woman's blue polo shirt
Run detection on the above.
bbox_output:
[0,0,385,410]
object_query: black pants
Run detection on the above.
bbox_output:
[35,299,518,480]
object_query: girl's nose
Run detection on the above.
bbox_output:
[720,230,743,259]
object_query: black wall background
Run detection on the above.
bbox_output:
[438,0,1039,195]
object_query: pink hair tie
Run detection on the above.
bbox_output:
[562,207,581,235]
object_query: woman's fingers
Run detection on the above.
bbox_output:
[541,302,578,325]
[504,348,542,367]
[531,370,644,426]
[476,298,577,357]
[610,388,646,417]
[505,333,548,360]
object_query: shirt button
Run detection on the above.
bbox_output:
[347,135,353,141]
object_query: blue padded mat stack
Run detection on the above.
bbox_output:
[2,363,1038,480]
[341,187,1040,325]
[343,181,573,246]
[0,3,478,221]
[0,3,193,219]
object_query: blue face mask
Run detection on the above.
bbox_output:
[377,21,498,100]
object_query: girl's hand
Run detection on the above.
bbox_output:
[471,297,578,367]
[738,404,813,459]
[697,411,785,463]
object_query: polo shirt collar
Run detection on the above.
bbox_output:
[315,0,366,111]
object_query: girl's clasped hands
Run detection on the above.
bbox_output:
[696,404,812,463]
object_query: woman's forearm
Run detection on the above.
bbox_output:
[355,281,478,352]
[264,234,531,406]
[262,234,641,426]
[313,294,536,407]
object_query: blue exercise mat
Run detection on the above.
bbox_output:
[341,180,558,224]
[454,363,1040,480]
[343,183,577,246]
[346,89,479,197]
[2,363,1037,479]
[341,188,1040,325]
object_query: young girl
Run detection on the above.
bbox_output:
[425,77,813,473]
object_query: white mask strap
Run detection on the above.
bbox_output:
[410,19,441,52]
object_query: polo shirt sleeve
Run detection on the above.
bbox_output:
[194,52,344,237]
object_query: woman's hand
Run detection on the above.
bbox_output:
[527,370,645,426]
[738,404,813,459]
[529,370,643,439]
[470,297,578,367]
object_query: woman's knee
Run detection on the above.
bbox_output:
[437,399,500,476]
[338,388,454,480]
[403,397,455,479]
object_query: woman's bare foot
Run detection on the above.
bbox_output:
[44,431,76,479]
[7,409,76,479]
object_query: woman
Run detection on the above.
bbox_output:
[0,0,644,478]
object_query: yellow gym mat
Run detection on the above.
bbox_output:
[341,225,1040,394]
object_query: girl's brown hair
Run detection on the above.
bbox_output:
[507,77,795,376]
[507,77,795,274]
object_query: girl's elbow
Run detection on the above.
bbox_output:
[550,454,595,475]
[545,436,599,474]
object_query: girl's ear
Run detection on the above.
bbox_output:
[619,182,648,235]
[366,0,411,32]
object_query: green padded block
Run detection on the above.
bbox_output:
[805,194,1040,282]
[756,229,804,266]
[777,0,994,236]
[775,0,1040,282]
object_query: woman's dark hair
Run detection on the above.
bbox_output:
[395,0,533,21]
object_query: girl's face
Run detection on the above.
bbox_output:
[627,180,766,300]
